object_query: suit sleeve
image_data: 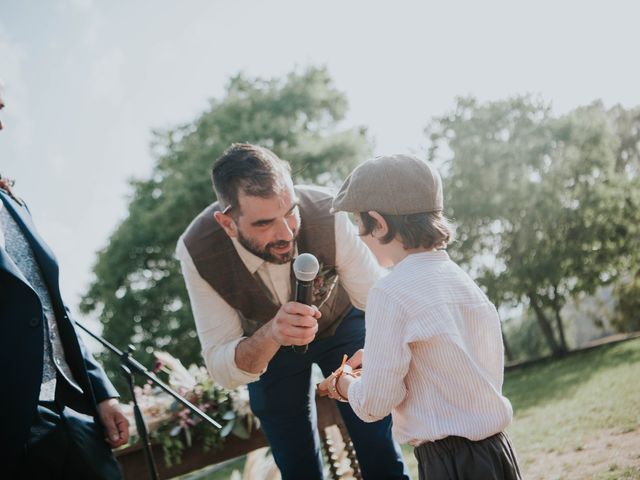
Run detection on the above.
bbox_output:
[66,307,120,402]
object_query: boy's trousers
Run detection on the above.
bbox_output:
[414,431,522,480]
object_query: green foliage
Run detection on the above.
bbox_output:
[427,97,640,356]
[80,66,371,392]
[502,314,551,362]
[612,271,640,333]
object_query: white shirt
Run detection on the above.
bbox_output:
[176,211,384,389]
[347,250,513,445]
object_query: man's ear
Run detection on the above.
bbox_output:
[367,211,389,239]
[214,211,238,238]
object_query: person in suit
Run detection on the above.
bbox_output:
[0,81,129,478]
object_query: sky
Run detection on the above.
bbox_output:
[1,0,639,339]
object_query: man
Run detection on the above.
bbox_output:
[176,143,410,479]
[0,81,129,478]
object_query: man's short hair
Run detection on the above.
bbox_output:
[359,210,454,250]
[211,143,291,216]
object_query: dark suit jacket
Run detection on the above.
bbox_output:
[0,188,119,466]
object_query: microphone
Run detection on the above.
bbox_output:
[292,253,320,354]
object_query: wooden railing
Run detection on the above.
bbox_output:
[116,394,362,479]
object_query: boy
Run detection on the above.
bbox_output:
[319,154,521,480]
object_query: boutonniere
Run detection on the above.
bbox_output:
[312,263,339,307]
[0,175,22,205]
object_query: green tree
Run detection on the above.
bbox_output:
[502,313,551,362]
[612,274,640,332]
[427,97,640,356]
[80,67,371,392]
[608,105,640,333]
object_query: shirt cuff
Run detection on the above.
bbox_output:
[347,379,385,423]
[209,337,265,390]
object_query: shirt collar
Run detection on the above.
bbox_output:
[231,237,265,274]
[402,249,450,265]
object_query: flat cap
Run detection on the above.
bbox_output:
[332,154,443,215]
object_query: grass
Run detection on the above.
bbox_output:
[596,467,640,480]
[183,337,640,479]
[504,337,640,478]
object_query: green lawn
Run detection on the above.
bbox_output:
[504,337,640,479]
[185,337,640,479]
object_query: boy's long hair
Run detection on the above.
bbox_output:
[359,210,454,250]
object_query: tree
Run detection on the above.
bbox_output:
[427,97,640,356]
[80,67,371,392]
[608,104,640,333]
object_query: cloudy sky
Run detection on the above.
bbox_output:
[1,0,639,331]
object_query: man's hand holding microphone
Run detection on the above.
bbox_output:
[269,301,321,347]
[268,253,321,353]
[235,254,321,374]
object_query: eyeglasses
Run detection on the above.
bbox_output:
[221,204,233,215]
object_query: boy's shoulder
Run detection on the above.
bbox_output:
[371,256,442,304]
[375,253,493,309]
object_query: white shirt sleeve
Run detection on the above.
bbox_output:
[348,287,411,422]
[334,212,386,310]
[176,236,264,389]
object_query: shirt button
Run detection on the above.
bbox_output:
[29,317,40,327]
[55,357,62,366]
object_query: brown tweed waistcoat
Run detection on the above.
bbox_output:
[183,186,353,338]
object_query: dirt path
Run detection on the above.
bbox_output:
[523,427,640,479]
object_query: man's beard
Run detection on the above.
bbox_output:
[237,230,297,265]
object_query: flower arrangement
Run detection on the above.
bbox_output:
[120,351,259,467]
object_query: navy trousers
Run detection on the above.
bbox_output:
[248,308,411,480]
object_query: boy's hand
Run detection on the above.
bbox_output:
[317,375,333,397]
[317,353,363,400]
[346,349,364,369]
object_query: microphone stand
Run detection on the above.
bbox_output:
[75,321,222,480]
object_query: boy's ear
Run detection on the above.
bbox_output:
[214,211,238,238]
[367,211,389,238]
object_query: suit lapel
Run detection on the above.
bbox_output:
[0,190,61,297]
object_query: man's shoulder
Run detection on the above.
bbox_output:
[295,185,337,225]
[180,202,229,259]
[182,202,221,236]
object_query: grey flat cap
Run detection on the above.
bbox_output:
[332,154,443,215]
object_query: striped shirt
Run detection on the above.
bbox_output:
[347,250,513,445]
